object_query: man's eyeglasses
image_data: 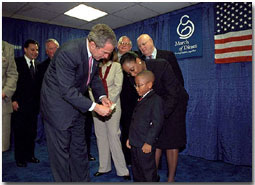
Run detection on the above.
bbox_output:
[119,42,131,46]
[134,83,146,88]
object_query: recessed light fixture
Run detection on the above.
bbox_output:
[64,4,107,22]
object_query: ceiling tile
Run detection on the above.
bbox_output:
[2,2,28,17]
[140,2,192,14]
[48,14,88,28]
[91,15,132,29]
[2,2,198,30]
[15,4,60,21]
[82,2,137,14]
[27,2,81,14]
[113,4,158,23]
[78,23,95,30]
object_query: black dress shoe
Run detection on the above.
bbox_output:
[89,154,96,161]
[123,175,131,180]
[157,175,160,182]
[26,157,40,163]
[94,171,108,177]
[16,161,27,167]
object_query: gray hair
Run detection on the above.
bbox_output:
[45,38,59,48]
[88,24,117,48]
[118,36,132,47]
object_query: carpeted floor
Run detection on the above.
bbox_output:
[2,133,252,182]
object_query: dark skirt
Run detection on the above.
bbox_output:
[156,95,188,150]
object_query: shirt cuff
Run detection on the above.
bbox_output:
[99,95,107,101]
[89,102,96,111]
[88,95,106,111]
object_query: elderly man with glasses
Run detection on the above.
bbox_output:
[117,36,132,60]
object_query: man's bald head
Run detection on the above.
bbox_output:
[137,34,155,57]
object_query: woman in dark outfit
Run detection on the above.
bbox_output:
[120,51,189,182]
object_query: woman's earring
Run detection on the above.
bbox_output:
[139,62,142,64]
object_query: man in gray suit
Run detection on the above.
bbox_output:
[2,41,18,152]
[40,24,117,182]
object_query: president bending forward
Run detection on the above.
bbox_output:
[40,24,117,182]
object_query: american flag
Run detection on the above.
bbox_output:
[214,2,252,64]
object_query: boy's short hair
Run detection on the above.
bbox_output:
[136,70,155,84]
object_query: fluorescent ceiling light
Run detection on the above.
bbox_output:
[64,4,107,22]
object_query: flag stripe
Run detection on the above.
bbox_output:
[214,2,252,64]
[215,56,252,64]
[214,30,252,40]
[215,34,252,44]
[215,39,252,49]
[215,50,252,59]
[215,45,252,54]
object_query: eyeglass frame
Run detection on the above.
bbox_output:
[134,83,147,88]
[119,41,131,46]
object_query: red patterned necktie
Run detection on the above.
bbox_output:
[138,97,143,101]
[86,56,93,85]
[99,64,112,97]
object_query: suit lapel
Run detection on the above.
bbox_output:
[81,38,99,86]
[22,56,38,80]
[156,50,163,59]
[21,56,30,74]
[91,59,98,77]
[80,39,90,84]
[137,90,155,106]
[34,60,39,73]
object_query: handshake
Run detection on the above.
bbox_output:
[110,103,116,111]
[93,97,116,117]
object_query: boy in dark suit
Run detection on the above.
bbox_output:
[126,70,164,182]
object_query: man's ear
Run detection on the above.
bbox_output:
[147,81,153,89]
[89,41,97,50]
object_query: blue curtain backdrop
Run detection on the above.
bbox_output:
[115,2,252,166]
[2,2,252,166]
[2,17,89,62]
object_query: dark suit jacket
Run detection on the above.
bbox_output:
[37,57,50,92]
[36,57,51,104]
[156,50,184,86]
[12,56,39,114]
[120,72,139,124]
[145,59,189,118]
[129,90,164,148]
[40,38,106,130]
[139,49,184,86]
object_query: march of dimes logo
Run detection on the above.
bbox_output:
[177,15,195,39]
[175,14,198,55]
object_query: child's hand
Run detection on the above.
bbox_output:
[142,143,151,153]
[126,139,131,149]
